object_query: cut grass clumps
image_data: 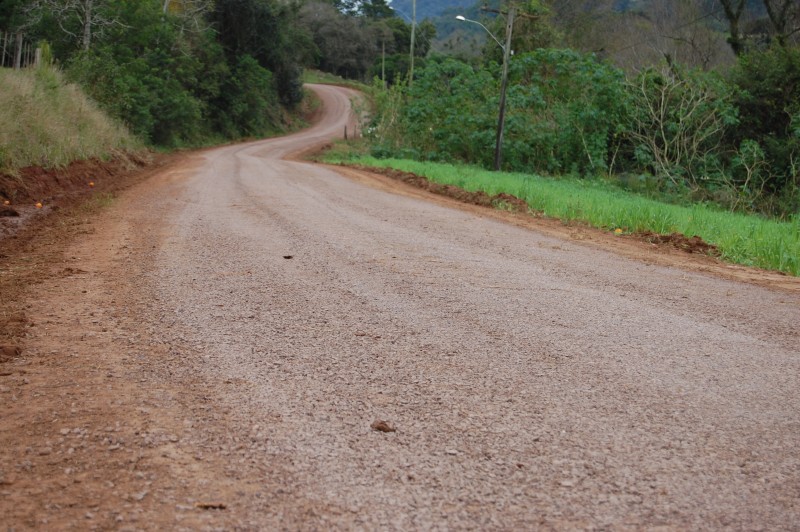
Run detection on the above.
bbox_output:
[0,65,142,173]
[333,156,800,276]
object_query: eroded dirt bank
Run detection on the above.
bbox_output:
[2,85,799,529]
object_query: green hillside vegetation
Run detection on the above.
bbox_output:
[1,0,310,161]
[0,65,141,172]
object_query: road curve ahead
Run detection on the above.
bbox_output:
[11,84,799,529]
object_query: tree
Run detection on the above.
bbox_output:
[482,0,560,63]
[729,45,800,201]
[718,0,748,55]
[298,1,377,78]
[762,0,800,48]
[24,0,123,51]
[0,0,28,31]
[625,64,738,189]
[361,0,392,19]
[211,0,306,106]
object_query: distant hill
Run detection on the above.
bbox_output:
[389,0,472,21]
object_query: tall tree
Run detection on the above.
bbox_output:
[719,0,747,55]
[763,0,800,47]
[298,1,378,79]
[361,0,393,19]
[211,0,306,106]
[0,0,28,30]
[24,0,122,51]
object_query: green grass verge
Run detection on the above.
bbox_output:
[302,69,371,92]
[0,65,142,172]
[328,154,799,276]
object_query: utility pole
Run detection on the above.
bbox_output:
[494,6,514,171]
[409,0,416,86]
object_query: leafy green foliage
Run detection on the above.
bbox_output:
[623,64,739,189]
[729,46,800,205]
[214,54,280,138]
[66,2,207,146]
[368,38,799,217]
[10,0,307,148]
[504,49,628,174]
[211,0,306,107]
[371,50,628,174]
[401,57,497,163]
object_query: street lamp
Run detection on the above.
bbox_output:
[455,15,504,49]
[456,9,516,171]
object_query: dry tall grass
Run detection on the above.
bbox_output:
[0,65,142,172]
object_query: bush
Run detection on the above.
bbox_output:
[504,49,628,175]
[374,50,628,175]
[729,46,800,204]
[215,55,280,138]
[624,64,739,190]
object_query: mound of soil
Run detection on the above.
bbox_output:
[639,231,720,256]
[0,153,153,242]
[354,164,720,258]
[0,152,150,205]
[361,166,530,212]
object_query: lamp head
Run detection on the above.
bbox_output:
[456,15,466,21]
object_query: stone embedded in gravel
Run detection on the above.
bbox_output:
[195,502,227,510]
[370,420,396,433]
[0,345,22,362]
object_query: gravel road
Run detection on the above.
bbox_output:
[2,84,799,529]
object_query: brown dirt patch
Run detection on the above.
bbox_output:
[0,151,175,355]
[0,152,150,204]
[639,231,720,256]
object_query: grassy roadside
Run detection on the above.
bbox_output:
[0,65,142,173]
[324,150,799,276]
[302,70,372,92]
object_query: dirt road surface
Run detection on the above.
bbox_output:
[2,84,799,530]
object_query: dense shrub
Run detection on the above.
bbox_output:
[728,46,800,214]
[623,65,739,190]
[370,45,799,216]
[504,49,628,175]
[372,50,628,175]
